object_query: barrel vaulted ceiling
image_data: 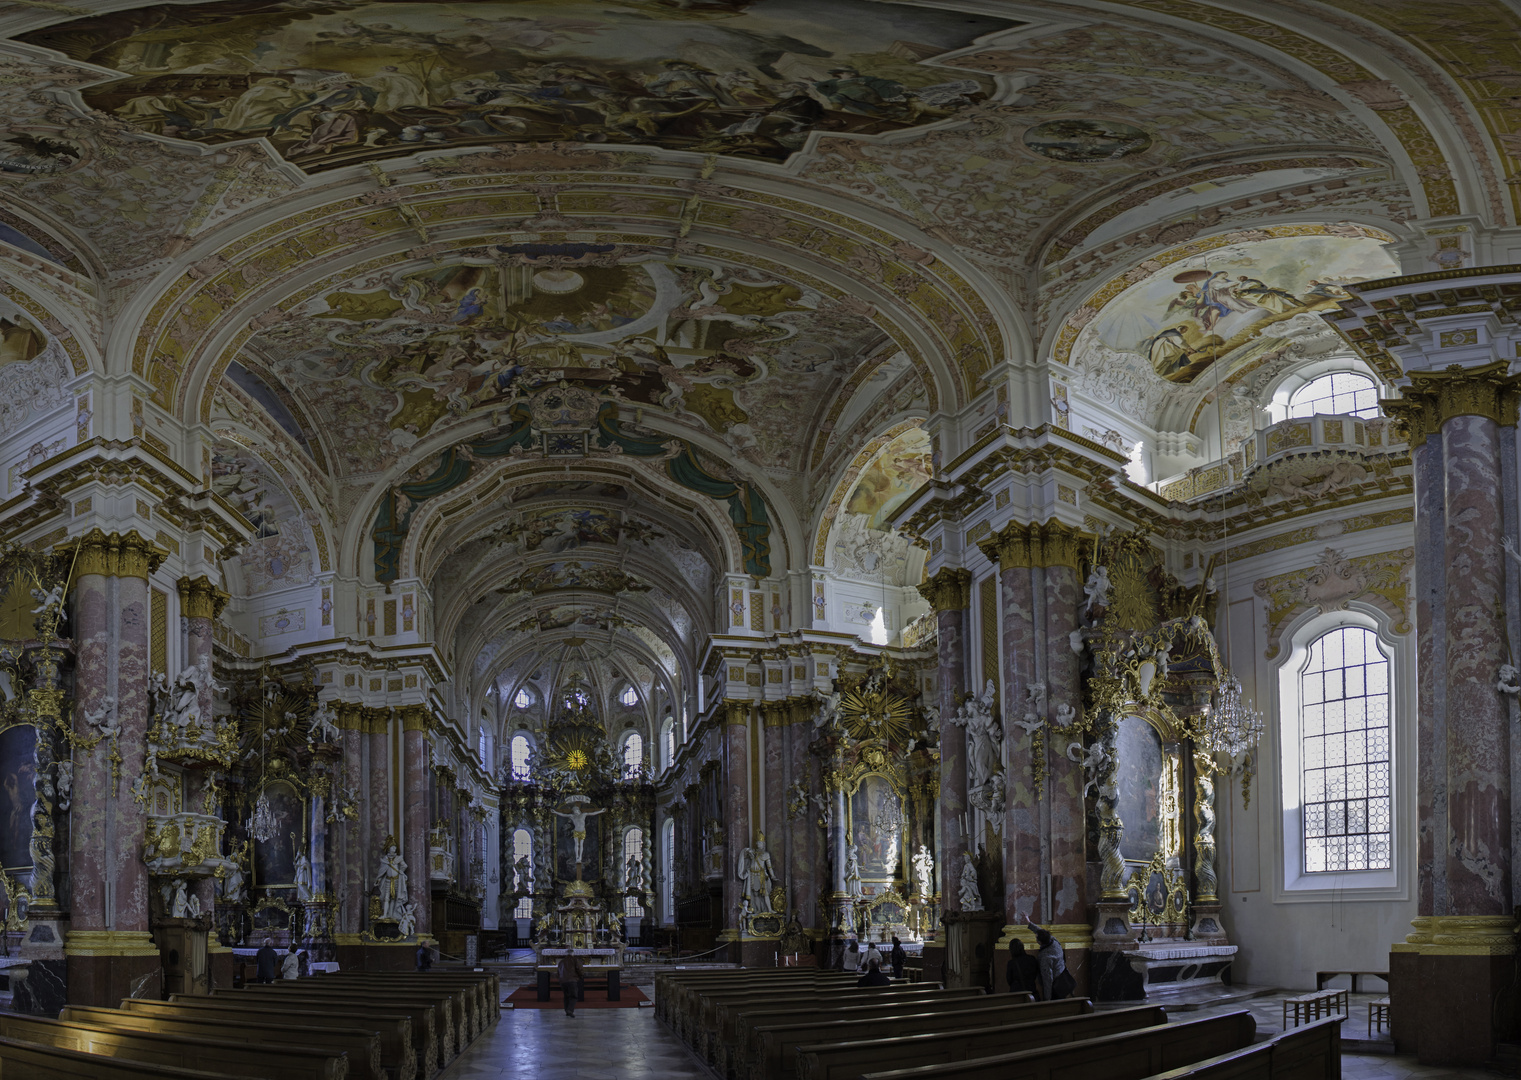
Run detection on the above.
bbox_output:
[0,0,1514,709]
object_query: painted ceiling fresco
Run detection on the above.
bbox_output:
[233,244,890,476]
[25,0,1013,169]
[828,424,930,586]
[1076,234,1397,385]
[209,438,316,595]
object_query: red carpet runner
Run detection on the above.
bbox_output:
[504,985,650,1009]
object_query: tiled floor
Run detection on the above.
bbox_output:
[442,1009,708,1079]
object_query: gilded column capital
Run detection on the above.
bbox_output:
[361,705,392,734]
[760,701,788,727]
[72,529,166,580]
[1386,360,1521,446]
[332,702,365,731]
[177,575,229,619]
[1038,520,1086,572]
[724,699,750,726]
[916,567,973,612]
[397,704,430,732]
[980,521,1033,568]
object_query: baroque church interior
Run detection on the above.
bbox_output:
[0,0,1517,1073]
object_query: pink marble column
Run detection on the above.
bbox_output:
[110,571,152,937]
[177,577,220,919]
[1043,558,1087,924]
[1441,414,1511,914]
[339,714,365,935]
[1412,436,1446,916]
[402,714,430,938]
[1000,556,1041,923]
[919,568,970,912]
[786,704,817,930]
[723,701,750,936]
[761,703,784,897]
[68,572,112,935]
[367,708,391,928]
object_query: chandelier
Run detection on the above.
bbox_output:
[249,789,277,843]
[1199,670,1263,765]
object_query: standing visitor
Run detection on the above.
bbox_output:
[416,942,433,971]
[890,936,906,979]
[281,942,301,980]
[1021,914,1074,999]
[255,937,278,984]
[864,939,884,971]
[558,948,585,1017]
[1005,939,1039,995]
[842,939,861,971]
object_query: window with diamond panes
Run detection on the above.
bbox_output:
[512,828,533,919]
[624,827,645,917]
[510,734,532,780]
[1288,372,1380,420]
[1301,626,1391,872]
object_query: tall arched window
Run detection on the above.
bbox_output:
[1288,372,1380,419]
[622,732,643,777]
[478,725,491,770]
[1299,626,1391,872]
[623,826,645,916]
[510,734,532,780]
[512,828,533,919]
[661,717,675,770]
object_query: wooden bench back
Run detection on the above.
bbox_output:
[0,1014,347,1080]
[61,1006,385,1080]
[797,1005,1167,1080]
[1144,1016,1341,1080]
[855,1010,1256,1080]
[0,1034,243,1079]
[212,988,446,1069]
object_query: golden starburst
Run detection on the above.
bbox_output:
[838,688,917,743]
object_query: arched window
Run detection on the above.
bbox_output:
[1299,626,1391,872]
[478,723,491,771]
[512,828,533,919]
[623,826,645,917]
[510,734,532,780]
[620,685,639,707]
[1288,372,1380,420]
[622,732,643,777]
[514,688,532,709]
[661,717,675,770]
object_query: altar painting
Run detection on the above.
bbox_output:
[251,781,303,888]
[0,725,35,871]
[850,774,903,880]
[555,814,601,882]
[1114,715,1164,865]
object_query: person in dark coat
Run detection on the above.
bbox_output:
[416,943,432,971]
[890,936,906,979]
[255,937,278,984]
[856,959,892,987]
[1006,938,1039,995]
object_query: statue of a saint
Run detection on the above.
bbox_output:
[552,800,606,865]
[293,839,313,901]
[28,802,54,903]
[626,852,644,892]
[377,841,408,920]
[911,844,934,902]
[736,833,775,913]
[513,854,531,893]
[957,851,982,911]
[397,900,416,939]
[948,680,1003,812]
[309,699,341,742]
[844,846,862,897]
[171,878,189,918]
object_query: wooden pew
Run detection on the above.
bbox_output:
[694,980,935,1046]
[243,981,465,1058]
[219,985,447,1071]
[1144,1016,1342,1080]
[795,1004,1168,1080]
[714,988,988,1076]
[703,984,975,1065]
[747,995,1085,1080]
[664,970,855,1032]
[854,1011,1257,1080]
[0,1013,349,1080]
[311,972,498,1035]
[0,1034,241,1079]
[150,997,421,1080]
[62,1005,386,1080]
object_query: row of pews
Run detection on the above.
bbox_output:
[655,967,1345,1080]
[0,968,498,1079]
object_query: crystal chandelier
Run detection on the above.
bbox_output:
[249,789,277,843]
[1200,671,1263,764]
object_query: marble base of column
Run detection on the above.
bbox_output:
[1187,903,1227,944]
[1393,916,1518,1065]
[1091,900,1135,945]
[1089,948,1145,1002]
[64,932,161,1008]
[15,914,68,1015]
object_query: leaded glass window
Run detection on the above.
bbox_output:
[624,827,645,917]
[512,828,533,919]
[1301,626,1392,872]
[1288,372,1380,420]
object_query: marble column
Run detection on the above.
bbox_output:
[366,707,391,928]
[1383,362,1520,1064]
[786,701,817,937]
[1041,527,1089,928]
[982,524,1040,925]
[66,531,164,1008]
[336,705,366,937]
[176,577,225,928]
[401,707,431,940]
[916,569,970,911]
[761,702,785,906]
[722,700,749,955]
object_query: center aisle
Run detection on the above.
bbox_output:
[442,1008,707,1079]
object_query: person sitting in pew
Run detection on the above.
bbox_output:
[856,959,893,987]
[1006,938,1039,995]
